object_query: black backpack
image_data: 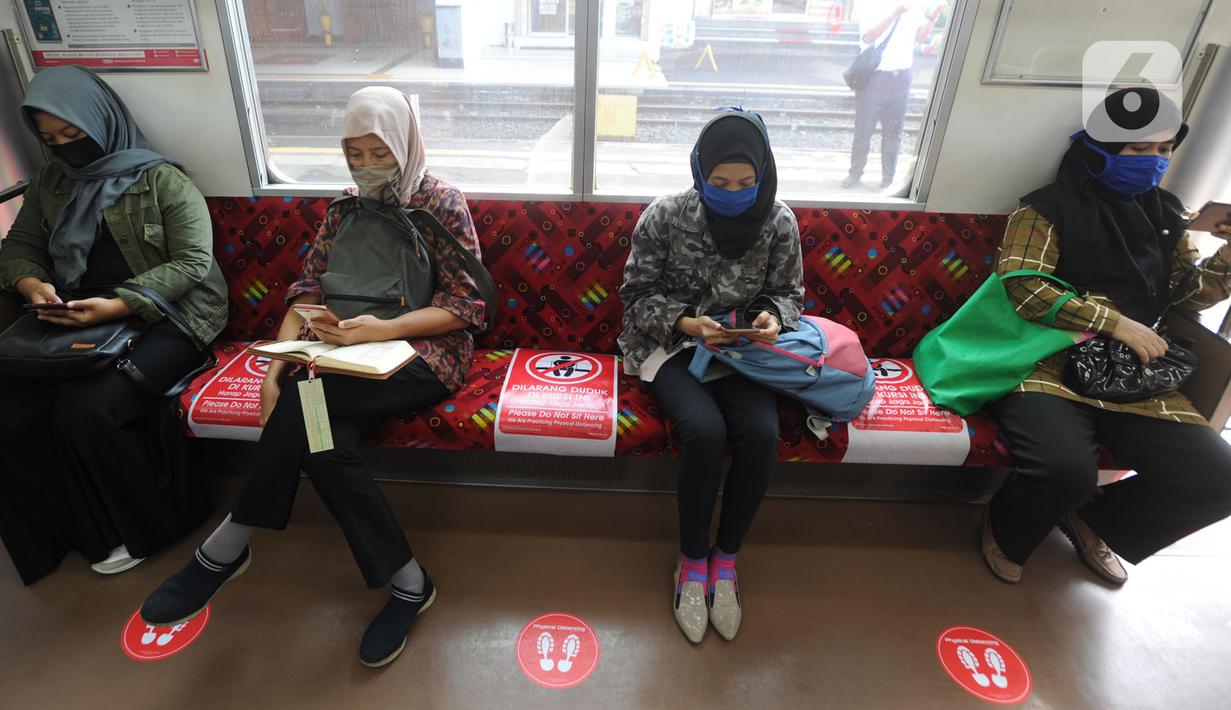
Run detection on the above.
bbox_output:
[323,196,498,333]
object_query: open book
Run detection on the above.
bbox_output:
[247,339,417,379]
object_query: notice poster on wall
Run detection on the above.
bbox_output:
[494,349,618,457]
[842,358,971,466]
[16,0,208,71]
[185,346,267,441]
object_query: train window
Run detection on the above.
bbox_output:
[234,0,576,192]
[592,0,962,200]
[223,0,970,201]
[983,0,1214,85]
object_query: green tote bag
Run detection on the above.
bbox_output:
[913,269,1085,416]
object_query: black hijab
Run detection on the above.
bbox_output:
[1020,89,1189,324]
[690,110,778,259]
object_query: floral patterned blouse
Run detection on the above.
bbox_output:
[287,172,486,393]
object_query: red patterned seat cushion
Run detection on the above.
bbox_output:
[179,345,1014,467]
[188,197,1023,467]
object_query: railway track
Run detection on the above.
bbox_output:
[256,82,929,149]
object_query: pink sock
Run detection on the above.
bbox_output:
[708,547,737,595]
[678,555,707,594]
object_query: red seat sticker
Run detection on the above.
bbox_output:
[121,606,211,662]
[516,613,601,689]
[936,626,1032,704]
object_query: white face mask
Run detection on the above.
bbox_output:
[351,164,400,201]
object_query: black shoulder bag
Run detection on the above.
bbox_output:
[0,283,215,397]
[842,17,900,91]
[1063,269,1199,403]
[407,208,499,334]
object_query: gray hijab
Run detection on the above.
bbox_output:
[21,66,171,288]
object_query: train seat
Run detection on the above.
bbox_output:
[179,196,1021,467]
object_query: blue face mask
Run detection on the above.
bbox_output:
[1085,139,1169,196]
[701,180,759,217]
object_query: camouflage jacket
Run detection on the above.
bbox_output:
[618,189,804,370]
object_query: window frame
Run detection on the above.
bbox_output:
[981,0,1216,88]
[215,0,976,209]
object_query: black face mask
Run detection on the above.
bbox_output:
[49,136,105,168]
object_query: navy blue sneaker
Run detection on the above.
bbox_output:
[360,572,437,668]
[140,546,251,626]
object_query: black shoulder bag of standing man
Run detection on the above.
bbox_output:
[843,17,900,91]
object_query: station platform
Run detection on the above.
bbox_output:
[3,478,1229,709]
[248,42,939,91]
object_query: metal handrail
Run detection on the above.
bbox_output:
[0,180,27,204]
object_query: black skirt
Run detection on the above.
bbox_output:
[0,320,211,585]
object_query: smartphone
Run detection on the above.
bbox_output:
[1187,201,1231,234]
[23,302,82,311]
[720,327,761,335]
[292,304,341,325]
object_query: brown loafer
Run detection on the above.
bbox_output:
[1057,511,1127,586]
[981,509,1022,584]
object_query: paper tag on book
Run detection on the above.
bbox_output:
[298,376,334,453]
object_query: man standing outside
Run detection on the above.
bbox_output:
[841,1,946,191]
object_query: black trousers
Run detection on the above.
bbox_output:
[649,351,779,560]
[848,69,912,182]
[989,392,1231,565]
[230,358,448,588]
[0,320,210,585]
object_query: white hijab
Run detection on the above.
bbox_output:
[341,87,426,203]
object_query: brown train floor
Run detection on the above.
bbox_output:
[2,478,1229,710]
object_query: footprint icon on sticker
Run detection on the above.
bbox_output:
[985,647,1009,689]
[536,632,555,672]
[557,633,580,673]
[957,645,991,688]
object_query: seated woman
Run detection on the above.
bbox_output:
[619,109,803,643]
[0,66,225,585]
[981,88,1231,586]
[140,87,485,668]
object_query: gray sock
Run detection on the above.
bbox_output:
[390,558,425,594]
[200,514,253,565]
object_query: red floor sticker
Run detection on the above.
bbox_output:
[121,607,211,662]
[516,613,600,689]
[936,626,1032,705]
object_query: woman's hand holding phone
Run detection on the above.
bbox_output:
[292,304,341,326]
[678,315,739,346]
[1188,201,1231,238]
[16,277,60,306]
[743,311,781,345]
[15,278,129,327]
[34,297,128,328]
[678,312,780,345]
[309,314,392,346]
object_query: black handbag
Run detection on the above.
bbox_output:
[1063,270,1198,403]
[0,283,215,397]
[842,17,899,91]
[1063,332,1197,403]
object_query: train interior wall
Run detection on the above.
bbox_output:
[4,2,1231,709]
[0,1,1225,207]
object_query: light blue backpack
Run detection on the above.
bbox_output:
[688,315,877,421]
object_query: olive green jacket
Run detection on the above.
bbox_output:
[0,162,227,348]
